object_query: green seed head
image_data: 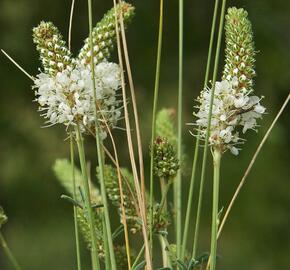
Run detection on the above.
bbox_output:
[33,21,73,75]
[153,137,180,178]
[78,2,135,65]
[223,7,256,93]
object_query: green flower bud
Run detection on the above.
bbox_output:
[0,207,8,228]
[33,21,73,75]
[156,108,177,147]
[78,2,135,65]
[153,137,180,178]
[223,7,256,93]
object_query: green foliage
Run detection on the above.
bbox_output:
[32,21,73,75]
[223,7,256,93]
[156,108,177,146]
[78,2,135,65]
[0,207,8,228]
[153,137,180,178]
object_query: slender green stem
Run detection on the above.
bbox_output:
[70,133,82,270]
[131,244,145,269]
[209,149,221,270]
[181,136,200,259]
[87,0,117,269]
[159,177,171,268]
[149,0,164,256]
[0,232,22,270]
[176,0,183,258]
[75,126,100,270]
[192,0,226,259]
[158,179,172,215]
[102,214,111,270]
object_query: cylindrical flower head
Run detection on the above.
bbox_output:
[223,7,256,93]
[153,137,180,178]
[33,21,73,75]
[78,2,135,65]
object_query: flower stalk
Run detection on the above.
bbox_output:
[75,125,101,270]
[209,148,221,270]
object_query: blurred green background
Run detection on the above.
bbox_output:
[0,0,289,269]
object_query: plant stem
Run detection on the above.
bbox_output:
[87,0,117,268]
[176,0,183,258]
[102,214,111,270]
[192,0,226,259]
[209,149,221,270]
[70,133,82,270]
[159,177,171,268]
[0,232,22,270]
[75,126,100,270]
[181,136,200,259]
[149,0,164,256]
[131,244,145,269]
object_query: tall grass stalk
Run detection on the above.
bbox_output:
[87,0,117,268]
[217,93,290,238]
[112,0,152,268]
[176,0,183,257]
[75,125,100,270]
[191,0,220,259]
[67,2,82,269]
[99,108,132,269]
[70,134,82,270]
[117,0,146,203]
[181,136,199,258]
[0,232,22,270]
[149,0,164,255]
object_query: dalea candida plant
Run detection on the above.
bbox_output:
[4,0,289,270]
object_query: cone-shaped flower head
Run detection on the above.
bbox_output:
[195,7,265,155]
[153,137,180,178]
[78,2,135,66]
[223,7,256,93]
[33,21,73,75]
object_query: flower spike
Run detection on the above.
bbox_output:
[223,7,256,93]
[33,21,73,75]
[78,2,135,66]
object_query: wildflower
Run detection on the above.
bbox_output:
[194,78,265,155]
[33,61,122,139]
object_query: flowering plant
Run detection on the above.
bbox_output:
[1,1,289,270]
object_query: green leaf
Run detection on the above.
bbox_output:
[176,259,188,270]
[132,260,146,270]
